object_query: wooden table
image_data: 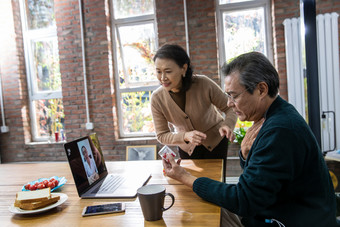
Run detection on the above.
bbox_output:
[0,159,224,226]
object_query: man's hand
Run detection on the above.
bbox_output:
[184,130,207,146]
[162,156,197,188]
[241,118,265,159]
[219,125,235,142]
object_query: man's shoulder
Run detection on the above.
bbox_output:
[266,96,304,126]
[263,104,310,140]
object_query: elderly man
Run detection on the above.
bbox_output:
[162,52,338,227]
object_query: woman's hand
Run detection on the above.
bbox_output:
[219,125,235,142]
[184,130,207,146]
[162,156,197,188]
[241,118,265,159]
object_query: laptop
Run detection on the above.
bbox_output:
[64,133,151,198]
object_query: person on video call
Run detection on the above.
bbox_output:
[81,146,99,184]
[162,52,338,226]
[151,44,237,159]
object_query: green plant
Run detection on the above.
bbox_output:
[233,119,253,144]
[234,127,247,145]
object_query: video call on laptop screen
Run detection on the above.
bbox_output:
[65,134,107,194]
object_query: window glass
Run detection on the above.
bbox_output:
[120,91,154,134]
[112,0,157,137]
[32,38,61,92]
[223,7,266,61]
[21,0,65,141]
[35,98,64,138]
[113,0,154,19]
[117,23,157,88]
[25,0,55,30]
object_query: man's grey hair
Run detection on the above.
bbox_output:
[221,52,279,98]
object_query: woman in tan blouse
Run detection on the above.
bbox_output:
[151,44,237,159]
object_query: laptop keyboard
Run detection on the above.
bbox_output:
[92,175,125,194]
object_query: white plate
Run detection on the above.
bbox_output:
[9,193,68,215]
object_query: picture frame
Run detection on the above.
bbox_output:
[126,145,157,161]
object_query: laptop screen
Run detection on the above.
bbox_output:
[64,134,108,195]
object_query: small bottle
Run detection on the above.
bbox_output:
[60,129,65,141]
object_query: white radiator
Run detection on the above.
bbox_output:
[283,18,306,118]
[283,12,340,153]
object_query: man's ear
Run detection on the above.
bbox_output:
[257,82,268,98]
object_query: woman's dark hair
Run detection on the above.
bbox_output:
[153,44,194,92]
[221,52,279,98]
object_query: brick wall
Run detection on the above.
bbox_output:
[156,0,187,47]
[0,0,32,162]
[186,0,220,82]
[156,0,219,82]
[0,0,339,162]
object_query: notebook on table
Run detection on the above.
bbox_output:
[64,133,151,198]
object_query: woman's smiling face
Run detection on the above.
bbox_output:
[155,58,187,93]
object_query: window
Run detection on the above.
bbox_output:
[111,0,158,138]
[19,0,64,142]
[216,0,272,66]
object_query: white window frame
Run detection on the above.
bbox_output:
[110,1,159,138]
[216,0,273,83]
[19,0,62,142]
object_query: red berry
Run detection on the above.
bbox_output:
[47,181,55,189]
[43,180,49,187]
[29,184,37,190]
[37,183,45,189]
[24,184,31,190]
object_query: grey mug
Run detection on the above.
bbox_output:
[137,184,175,221]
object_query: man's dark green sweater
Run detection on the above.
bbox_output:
[193,96,338,226]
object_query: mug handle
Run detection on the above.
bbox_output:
[162,192,175,211]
